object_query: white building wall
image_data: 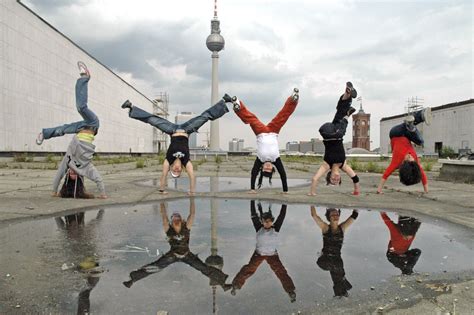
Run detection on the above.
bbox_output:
[0,0,159,153]
[379,101,474,155]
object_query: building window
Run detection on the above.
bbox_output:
[361,121,366,126]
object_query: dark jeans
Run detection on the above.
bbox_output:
[129,100,229,135]
[43,77,100,139]
[319,118,348,140]
[317,253,352,297]
[126,250,228,286]
[332,95,352,124]
[389,110,425,146]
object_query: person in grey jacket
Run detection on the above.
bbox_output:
[52,127,107,199]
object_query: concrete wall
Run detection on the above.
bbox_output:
[380,101,474,155]
[0,0,160,153]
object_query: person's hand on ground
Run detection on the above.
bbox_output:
[51,192,60,197]
[247,190,257,194]
[98,194,108,199]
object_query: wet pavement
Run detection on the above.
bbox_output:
[137,176,310,192]
[1,198,473,314]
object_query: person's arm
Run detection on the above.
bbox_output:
[273,158,288,193]
[310,205,328,233]
[250,200,262,231]
[186,197,195,229]
[308,163,330,195]
[340,210,358,233]
[377,177,387,194]
[159,159,170,194]
[52,155,68,195]
[185,161,195,195]
[380,212,397,230]
[380,152,404,193]
[341,163,360,195]
[273,204,287,232]
[249,158,263,194]
[417,160,429,193]
[160,202,170,233]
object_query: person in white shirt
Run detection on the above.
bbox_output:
[232,89,299,193]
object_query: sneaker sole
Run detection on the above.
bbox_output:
[423,107,432,125]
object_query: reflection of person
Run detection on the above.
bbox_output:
[231,201,296,302]
[377,108,432,194]
[308,83,359,196]
[311,206,358,297]
[381,212,422,275]
[121,97,231,195]
[55,210,104,315]
[123,200,231,291]
[36,62,99,144]
[232,89,299,194]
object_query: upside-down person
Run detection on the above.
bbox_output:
[308,82,360,196]
[377,108,432,194]
[121,95,234,195]
[231,89,299,194]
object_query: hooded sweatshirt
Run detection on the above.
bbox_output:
[53,135,105,194]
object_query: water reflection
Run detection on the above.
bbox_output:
[123,200,232,291]
[55,211,104,315]
[231,200,296,302]
[381,212,422,275]
[311,207,358,297]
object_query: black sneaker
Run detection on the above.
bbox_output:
[231,286,238,296]
[123,280,133,288]
[77,61,90,77]
[222,284,233,292]
[292,87,299,101]
[346,82,357,99]
[347,106,356,117]
[121,100,132,109]
[231,96,240,112]
[223,93,233,103]
[288,291,296,303]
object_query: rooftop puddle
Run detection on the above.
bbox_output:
[1,198,473,314]
[138,176,310,192]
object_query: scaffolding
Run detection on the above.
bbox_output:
[405,96,425,114]
[152,92,169,153]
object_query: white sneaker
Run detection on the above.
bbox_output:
[422,107,432,126]
[404,115,415,132]
[77,61,90,77]
[292,88,299,101]
[36,132,44,145]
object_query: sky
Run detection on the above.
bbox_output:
[25,0,473,150]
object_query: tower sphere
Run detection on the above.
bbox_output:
[206,33,225,52]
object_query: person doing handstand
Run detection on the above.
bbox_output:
[232,89,299,194]
[308,82,360,196]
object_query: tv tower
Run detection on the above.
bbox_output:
[206,0,225,150]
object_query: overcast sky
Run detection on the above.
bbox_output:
[25,0,472,150]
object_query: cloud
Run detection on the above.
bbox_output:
[23,0,473,149]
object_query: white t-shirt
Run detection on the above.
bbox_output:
[256,228,279,256]
[256,133,280,162]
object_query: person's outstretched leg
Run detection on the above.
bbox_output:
[332,82,357,124]
[124,102,177,135]
[231,252,265,292]
[234,99,269,135]
[123,252,176,288]
[266,90,299,134]
[180,99,230,134]
[75,75,99,130]
[266,254,296,294]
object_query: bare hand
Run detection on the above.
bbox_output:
[51,192,60,197]
[98,194,108,199]
[159,189,168,195]
[187,191,195,196]
[307,192,317,196]
[376,190,384,195]
[247,190,257,194]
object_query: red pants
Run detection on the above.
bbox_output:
[235,96,298,135]
[232,251,295,293]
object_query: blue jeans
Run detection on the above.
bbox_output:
[43,77,100,139]
[129,99,229,135]
[389,110,424,146]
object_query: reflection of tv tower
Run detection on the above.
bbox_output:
[205,177,223,314]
